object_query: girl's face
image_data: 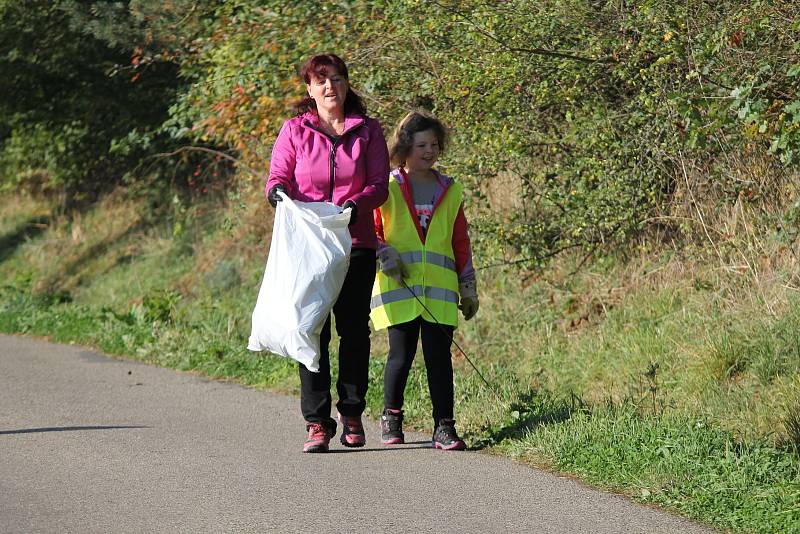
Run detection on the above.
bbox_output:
[306,67,348,114]
[404,129,440,172]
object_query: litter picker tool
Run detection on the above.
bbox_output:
[399,278,502,401]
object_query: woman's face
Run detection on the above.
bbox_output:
[306,67,348,115]
[404,129,440,172]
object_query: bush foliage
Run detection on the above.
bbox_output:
[165,0,800,264]
[2,0,799,259]
[0,1,185,205]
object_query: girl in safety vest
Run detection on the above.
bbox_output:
[371,111,478,450]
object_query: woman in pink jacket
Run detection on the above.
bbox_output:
[266,53,390,453]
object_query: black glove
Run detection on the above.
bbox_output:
[342,200,358,226]
[268,184,286,208]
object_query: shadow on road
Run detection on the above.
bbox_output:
[0,425,150,435]
[327,443,432,453]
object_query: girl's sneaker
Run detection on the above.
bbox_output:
[380,408,405,444]
[337,413,366,447]
[303,423,334,453]
[432,419,466,450]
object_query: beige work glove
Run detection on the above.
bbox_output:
[378,246,409,283]
[458,279,479,320]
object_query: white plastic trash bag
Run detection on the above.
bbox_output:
[248,192,352,372]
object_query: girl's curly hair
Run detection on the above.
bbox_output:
[389,110,448,167]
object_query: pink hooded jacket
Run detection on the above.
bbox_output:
[266,112,390,250]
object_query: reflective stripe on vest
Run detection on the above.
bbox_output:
[370,285,460,309]
[370,177,463,330]
[398,251,457,272]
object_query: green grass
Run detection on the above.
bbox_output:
[2,192,800,532]
[501,409,800,533]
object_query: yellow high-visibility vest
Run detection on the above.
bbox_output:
[370,176,463,330]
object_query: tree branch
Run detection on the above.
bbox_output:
[430,1,619,65]
[151,146,262,179]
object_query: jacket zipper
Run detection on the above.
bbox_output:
[305,120,365,202]
[328,139,340,202]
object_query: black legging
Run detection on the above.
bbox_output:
[384,316,455,424]
[299,249,376,430]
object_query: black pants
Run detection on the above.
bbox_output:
[384,317,455,424]
[299,249,376,431]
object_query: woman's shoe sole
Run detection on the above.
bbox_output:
[340,435,366,447]
[432,440,466,451]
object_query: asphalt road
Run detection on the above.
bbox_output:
[0,334,714,533]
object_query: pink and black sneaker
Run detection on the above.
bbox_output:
[337,413,366,447]
[380,408,405,444]
[432,419,466,451]
[303,423,334,453]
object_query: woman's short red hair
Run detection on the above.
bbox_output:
[294,53,367,117]
[299,53,349,84]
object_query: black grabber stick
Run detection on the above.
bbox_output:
[399,278,502,400]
